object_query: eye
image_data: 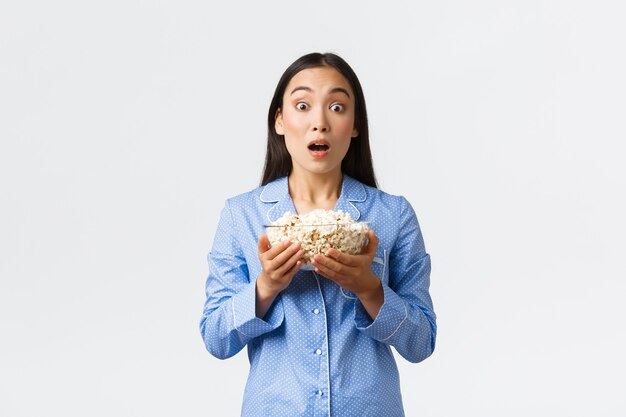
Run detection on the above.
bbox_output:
[296,102,309,111]
[330,103,345,112]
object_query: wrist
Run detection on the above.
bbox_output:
[355,275,383,302]
[256,273,283,299]
[255,275,282,319]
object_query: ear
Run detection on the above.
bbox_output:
[275,108,284,135]
[351,126,359,138]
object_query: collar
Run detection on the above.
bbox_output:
[260,175,367,223]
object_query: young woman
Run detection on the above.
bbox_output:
[200,52,436,416]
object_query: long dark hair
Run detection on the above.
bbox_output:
[261,52,377,188]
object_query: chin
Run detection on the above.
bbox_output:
[293,161,341,176]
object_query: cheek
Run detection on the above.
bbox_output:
[335,115,357,137]
[282,111,307,134]
[334,117,356,155]
[284,136,298,155]
[339,122,355,136]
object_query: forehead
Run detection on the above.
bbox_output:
[285,66,354,96]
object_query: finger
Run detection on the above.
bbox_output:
[361,230,379,256]
[283,259,303,280]
[271,245,303,273]
[313,259,343,282]
[326,248,360,267]
[312,254,351,276]
[258,234,270,253]
[260,238,291,259]
[272,249,304,281]
[312,259,336,280]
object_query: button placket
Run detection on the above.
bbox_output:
[312,271,330,413]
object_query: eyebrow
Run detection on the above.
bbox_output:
[290,86,351,98]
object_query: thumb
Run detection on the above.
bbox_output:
[361,230,379,256]
[258,234,270,254]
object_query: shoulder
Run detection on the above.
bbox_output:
[345,177,416,234]
[219,186,263,224]
[227,177,287,205]
[222,177,287,221]
[342,175,405,206]
[225,185,263,206]
[361,183,413,214]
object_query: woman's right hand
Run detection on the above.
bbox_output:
[255,235,303,317]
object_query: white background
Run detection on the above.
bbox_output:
[1,0,625,415]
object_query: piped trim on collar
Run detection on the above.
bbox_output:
[259,175,368,222]
[341,175,367,203]
[259,176,289,203]
[259,175,366,202]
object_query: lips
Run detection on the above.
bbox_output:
[307,139,331,158]
[307,139,330,152]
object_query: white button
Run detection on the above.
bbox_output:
[317,390,323,396]
[313,308,320,315]
[315,349,322,355]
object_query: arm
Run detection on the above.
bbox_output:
[255,236,303,318]
[199,200,284,359]
[353,197,437,363]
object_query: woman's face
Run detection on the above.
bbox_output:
[275,66,358,178]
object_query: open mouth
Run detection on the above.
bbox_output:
[308,143,330,152]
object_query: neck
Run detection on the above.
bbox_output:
[288,169,343,207]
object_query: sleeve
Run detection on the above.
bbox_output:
[354,196,437,363]
[199,199,284,360]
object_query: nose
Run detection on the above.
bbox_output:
[312,109,329,132]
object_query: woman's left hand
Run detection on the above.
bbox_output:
[312,230,382,302]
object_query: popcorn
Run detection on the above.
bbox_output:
[265,209,369,266]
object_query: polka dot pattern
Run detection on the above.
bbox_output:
[200,175,437,416]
